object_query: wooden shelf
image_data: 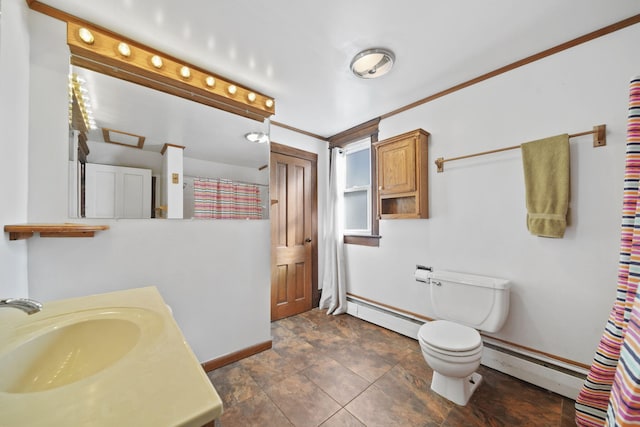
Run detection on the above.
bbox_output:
[4,223,109,240]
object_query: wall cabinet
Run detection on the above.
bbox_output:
[374,129,429,219]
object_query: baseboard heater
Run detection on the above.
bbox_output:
[346,295,587,400]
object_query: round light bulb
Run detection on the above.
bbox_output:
[151,55,163,69]
[205,76,216,88]
[265,99,274,108]
[247,92,256,103]
[227,85,237,95]
[78,28,95,45]
[117,42,131,57]
[180,66,191,79]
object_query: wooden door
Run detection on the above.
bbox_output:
[270,144,317,321]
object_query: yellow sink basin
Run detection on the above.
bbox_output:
[0,287,222,427]
[0,317,141,393]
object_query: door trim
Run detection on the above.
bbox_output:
[270,142,319,308]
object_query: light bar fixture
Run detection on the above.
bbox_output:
[69,73,97,131]
[67,22,275,121]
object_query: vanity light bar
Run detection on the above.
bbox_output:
[66,22,275,120]
[69,73,97,131]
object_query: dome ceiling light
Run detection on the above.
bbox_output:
[350,48,395,79]
[244,132,269,144]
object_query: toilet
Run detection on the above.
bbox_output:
[417,270,510,406]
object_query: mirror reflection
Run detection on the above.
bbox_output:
[68,65,270,220]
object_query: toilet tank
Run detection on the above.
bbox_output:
[429,270,510,333]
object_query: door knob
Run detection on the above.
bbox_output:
[305,238,312,243]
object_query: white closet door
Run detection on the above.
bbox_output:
[85,163,118,218]
[85,163,151,218]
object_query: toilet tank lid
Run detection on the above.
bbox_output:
[430,270,510,290]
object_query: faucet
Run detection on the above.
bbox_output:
[0,298,42,315]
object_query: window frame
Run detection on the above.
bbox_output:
[328,118,381,247]
[341,134,380,247]
[343,139,372,236]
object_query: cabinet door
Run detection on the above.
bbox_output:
[377,137,416,194]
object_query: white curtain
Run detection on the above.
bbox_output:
[319,148,347,315]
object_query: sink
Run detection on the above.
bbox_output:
[0,317,140,393]
[0,287,222,426]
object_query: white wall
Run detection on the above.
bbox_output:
[27,10,68,223]
[0,0,29,297]
[27,219,271,362]
[184,156,267,185]
[345,25,640,365]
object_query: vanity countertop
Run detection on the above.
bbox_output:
[0,286,222,426]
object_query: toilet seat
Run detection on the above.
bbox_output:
[421,341,482,358]
[418,320,482,355]
[420,343,482,364]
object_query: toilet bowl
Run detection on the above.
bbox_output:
[413,269,510,406]
[418,320,483,405]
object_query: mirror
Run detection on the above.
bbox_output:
[69,65,270,220]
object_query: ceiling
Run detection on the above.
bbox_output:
[37,0,640,139]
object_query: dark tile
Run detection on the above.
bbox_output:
[346,384,437,427]
[277,314,319,335]
[210,310,574,427]
[331,315,381,340]
[397,349,434,383]
[299,308,337,326]
[320,409,366,427]
[302,357,371,406]
[217,390,293,427]
[360,336,414,365]
[271,321,296,344]
[297,325,352,352]
[374,363,453,424]
[328,344,394,383]
[238,348,300,388]
[207,363,262,408]
[273,336,325,370]
[265,372,341,427]
[443,405,506,427]
[468,366,563,426]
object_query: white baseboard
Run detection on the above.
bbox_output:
[346,298,585,400]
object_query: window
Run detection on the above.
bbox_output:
[328,117,380,246]
[343,139,371,235]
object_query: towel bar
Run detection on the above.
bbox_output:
[435,124,606,173]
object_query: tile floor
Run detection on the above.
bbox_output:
[208,309,576,427]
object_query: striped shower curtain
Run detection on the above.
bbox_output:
[575,77,640,426]
[193,177,262,219]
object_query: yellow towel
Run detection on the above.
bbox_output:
[521,134,570,238]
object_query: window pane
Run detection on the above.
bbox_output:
[346,148,370,188]
[344,190,368,231]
